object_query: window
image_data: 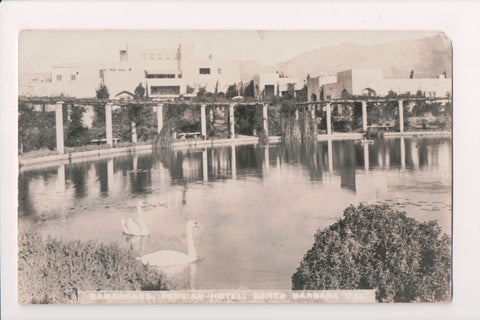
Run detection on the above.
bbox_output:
[56,75,62,81]
[70,75,76,81]
[146,74,176,79]
[218,68,222,74]
[199,68,211,75]
[150,86,180,95]
[120,50,128,62]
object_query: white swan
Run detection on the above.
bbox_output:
[138,220,199,267]
[120,201,149,236]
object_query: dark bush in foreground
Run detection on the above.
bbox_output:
[18,233,171,304]
[292,204,451,302]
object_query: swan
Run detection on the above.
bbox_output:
[138,220,200,267]
[120,201,149,236]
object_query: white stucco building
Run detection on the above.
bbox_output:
[253,73,303,99]
[306,75,337,102]
[19,43,241,99]
[315,69,452,100]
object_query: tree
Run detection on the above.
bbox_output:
[134,83,145,100]
[386,90,398,98]
[96,83,110,99]
[226,84,238,99]
[292,203,451,302]
[244,81,255,98]
[95,83,110,125]
[197,87,207,99]
[295,85,308,102]
[65,105,90,147]
[341,89,351,99]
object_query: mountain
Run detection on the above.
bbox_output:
[239,35,452,81]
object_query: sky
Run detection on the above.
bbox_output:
[19,30,439,73]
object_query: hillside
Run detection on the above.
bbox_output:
[239,35,452,80]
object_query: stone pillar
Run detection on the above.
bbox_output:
[263,104,269,137]
[362,101,368,132]
[326,103,332,135]
[105,102,113,147]
[398,99,404,133]
[201,104,207,138]
[156,104,164,134]
[131,121,138,143]
[55,101,65,154]
[295,108,299,121]
[229,104,235,139]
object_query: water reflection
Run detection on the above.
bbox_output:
[65,163,90,198]
[19,137,452,214]
[28,138,449,203]
[18,137,451,289]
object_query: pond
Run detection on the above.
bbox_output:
[18,137,452,290]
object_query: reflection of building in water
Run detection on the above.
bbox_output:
[57,164,66,193]
[181,152,203,182]
[66,162,90,198]
[232,145,237,179]
[437,143,452,183]
[328,140,358,192]
[343,155,357,192]
[202,148,208,182]
[208,147,233,180]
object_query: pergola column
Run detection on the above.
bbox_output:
[362,101,368,132]
[156,103,164,134]
[326,103,332,135]
[262,103,269,137]
[105,102,113,147]
[398,99,405,133]
[201,104,207,138]
[229,103,235,139]
[55,101,65,154]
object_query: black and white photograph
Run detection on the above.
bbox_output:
[16,29,452,304]
[2,2,480,320]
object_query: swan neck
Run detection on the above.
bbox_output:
[186,223,197,258]
[137,206,144,218]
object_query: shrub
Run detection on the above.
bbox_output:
[292,203,451,302]
[18,103,57,153]
[18,232,171,304]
